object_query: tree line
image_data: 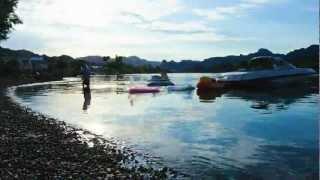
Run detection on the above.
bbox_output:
[103,56,161,75]
[0,55,83,80]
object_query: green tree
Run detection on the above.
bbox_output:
[102,56,110,62]
[0,58,5,76]
[0,0,22,41]
[4,59,20,76]
[115,55,124,65]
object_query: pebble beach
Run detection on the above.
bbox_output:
[0,78,172,179]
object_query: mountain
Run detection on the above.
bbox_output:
[77,56,106,66]
[160,45,318,73]
[77,55,161,67]
[160,60,201,72]
[1,45,318,73]
[285,45,319,71]
[123,56,160,67]
[0,46,40,59]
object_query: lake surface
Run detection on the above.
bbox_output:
[11,74,319,179]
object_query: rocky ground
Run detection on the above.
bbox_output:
[0,78,172,179]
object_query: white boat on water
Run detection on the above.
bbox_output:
[147,75,175,86]
[197,56,317,89]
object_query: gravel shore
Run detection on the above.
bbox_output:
[0,79,172,179]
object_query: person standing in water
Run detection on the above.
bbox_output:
[161,71,169,80]
[81,63,91,88]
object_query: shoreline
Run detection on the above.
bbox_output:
[0,78,173,179]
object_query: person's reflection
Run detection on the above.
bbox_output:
[128,95,135,107]
[82,87,91,111]
[130,97,134,106]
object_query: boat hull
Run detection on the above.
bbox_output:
[216,74,318,89]
[129,87,160,94]
[197,73,318,90]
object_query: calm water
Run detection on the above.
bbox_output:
[11,74,319,179]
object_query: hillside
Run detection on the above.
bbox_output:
[123,56,160,67]
[1,45,318,73]
[77,56,106,66]
[285,45,319,70]
[0,46,40,59]
[77,55,160,68]
[160,45,319,72]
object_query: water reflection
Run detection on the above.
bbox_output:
[243,145,319,179]
[11,74,319,180]
[167,89,194,100]
[128,93,159,107]
[82,87,91,111]
[196,89,227,102]
[196,86,318,112]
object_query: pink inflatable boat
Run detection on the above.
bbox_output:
[129,86,160,94]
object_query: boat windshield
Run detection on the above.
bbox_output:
[248,57,274,70]
[248,57,295,71]
[273,59,296,70]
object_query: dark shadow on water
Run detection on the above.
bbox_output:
[196,89,227,103]
[15,84,53,98]
[242,145,319,180]
[184,144,318,180]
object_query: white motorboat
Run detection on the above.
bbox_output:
[197,56,317,89]
[147,75,175,86]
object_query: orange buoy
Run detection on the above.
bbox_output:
[197,76,215,90]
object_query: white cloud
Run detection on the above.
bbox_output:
[3,0,258,59]
[242,0,270,4]
[193,9,229,21]
[193,0,272,21]
[140,21,214,34]
[17,0,184,27]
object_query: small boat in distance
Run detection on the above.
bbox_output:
[197,56,317,90]
[148,72,175,86]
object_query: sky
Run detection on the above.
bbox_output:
[1,0,319,61]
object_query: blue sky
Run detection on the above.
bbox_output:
[1,0,318,61]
